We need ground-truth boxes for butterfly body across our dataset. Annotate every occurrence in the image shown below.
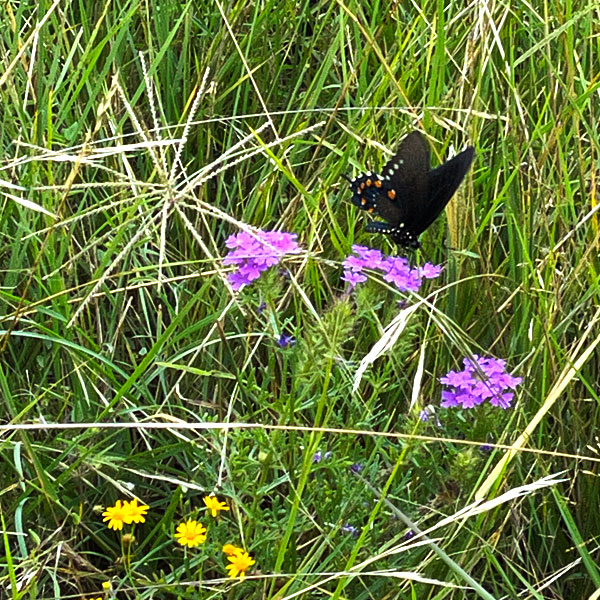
[346,131,475,248]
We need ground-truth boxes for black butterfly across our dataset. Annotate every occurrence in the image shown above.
[345,131,475,248]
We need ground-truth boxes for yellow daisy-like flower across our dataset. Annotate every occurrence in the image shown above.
[124,498,149,524]
[203,495,230,517]
[86,597,103,600]
[225,549,255,579]
[174,520,207,548]
[222,543,242,556]
[102,500,129,530]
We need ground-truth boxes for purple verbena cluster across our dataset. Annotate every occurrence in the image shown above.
[341,245,442,292]
[440,355,522,410]
[224,230,301,290]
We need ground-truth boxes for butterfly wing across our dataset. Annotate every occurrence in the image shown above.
[374,131,431,227]
[415,146,475,235]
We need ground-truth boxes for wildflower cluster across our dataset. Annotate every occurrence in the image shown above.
[224,230,301,290]
[222,232,523,411]
[102,495,254,579]
[172,496,254,578]
[223,544,256,579]
[341,244,442,291]
[440,355,523,409]
[173,495,230,548]
[102,498,149,530]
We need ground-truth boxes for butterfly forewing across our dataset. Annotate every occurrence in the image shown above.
[375,131,430,227]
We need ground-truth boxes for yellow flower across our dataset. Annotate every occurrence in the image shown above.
[124,498,149,524]
[86,597,103,600]
[102,500,129,530]
[203,495,230,517]
[174,520,207,548]
[222,543,242,556]
[225,549,255,579]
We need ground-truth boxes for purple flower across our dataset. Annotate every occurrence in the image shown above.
[419,263,443,279]
[257,301,267,314]
[341,245,441,292]
[352,245,385,268]
[381,256,422,291]
[440,355,522,410]
[350,462,364,473]
[224,230,301,290]
[343,254,368,271]
[341,270,367,288]
[341,523,359,537]
[313,450,331,463]
[277,333,295,348]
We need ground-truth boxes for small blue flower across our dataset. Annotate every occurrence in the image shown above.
[341,523,359,537]
[350,463,364,473]
[277,333,295,348]
[313,450,331,464]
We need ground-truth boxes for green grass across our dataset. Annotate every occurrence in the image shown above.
[1,0,600,598]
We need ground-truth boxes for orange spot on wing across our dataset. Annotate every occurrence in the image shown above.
[387,190,396,200]
[374,180,382,188]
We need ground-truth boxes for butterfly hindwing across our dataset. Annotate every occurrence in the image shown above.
[417,146,475,235]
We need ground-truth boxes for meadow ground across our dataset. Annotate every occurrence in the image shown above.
[1,1,600,599]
